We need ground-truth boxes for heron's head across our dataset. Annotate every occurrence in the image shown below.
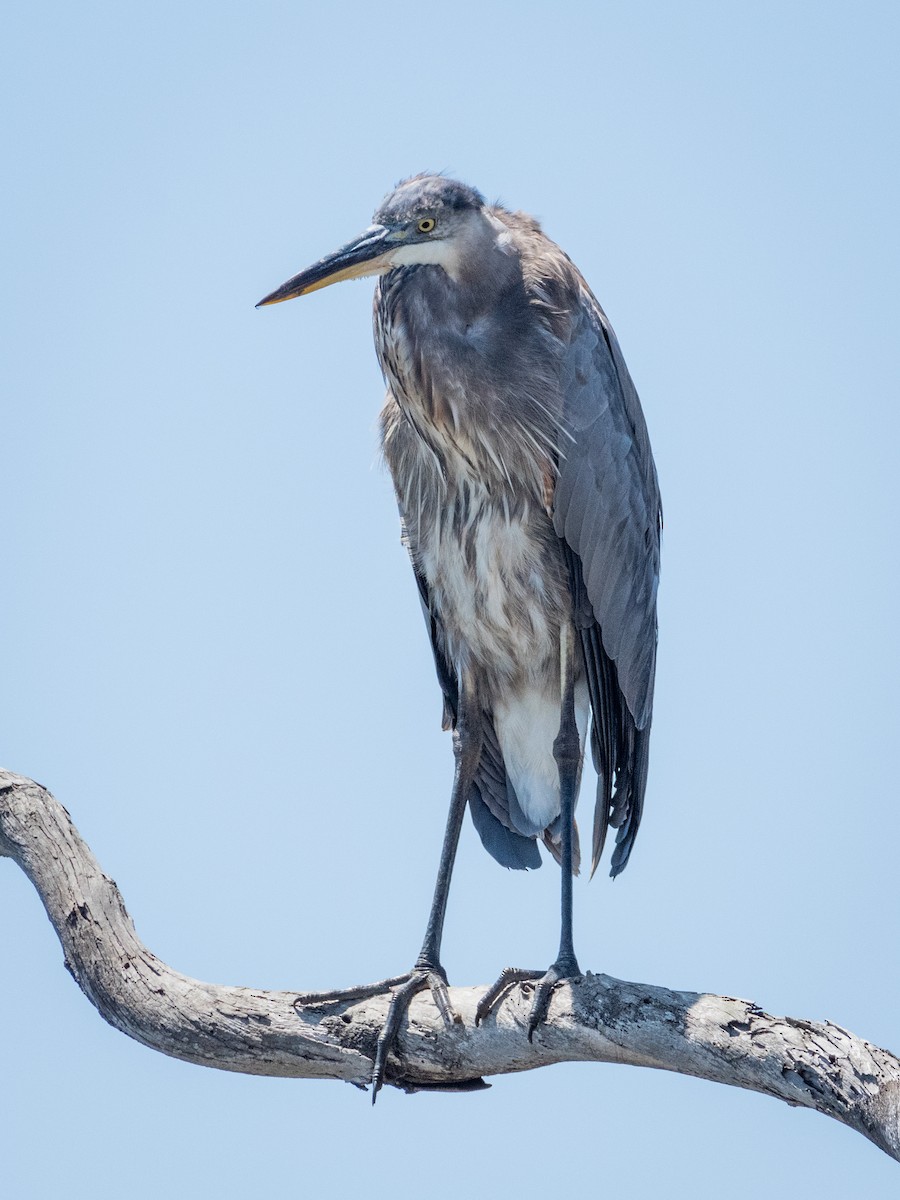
[256,175,491,307]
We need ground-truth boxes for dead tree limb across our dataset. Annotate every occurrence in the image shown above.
[2,767,898,1160]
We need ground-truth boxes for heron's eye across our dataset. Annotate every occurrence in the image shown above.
[417,217,436,233]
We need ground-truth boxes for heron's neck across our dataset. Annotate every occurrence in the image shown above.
[448,213,520,291]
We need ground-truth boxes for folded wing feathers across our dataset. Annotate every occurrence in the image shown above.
[553,291,660,876]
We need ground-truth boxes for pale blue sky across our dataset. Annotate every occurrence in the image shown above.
[3,1,900,1195]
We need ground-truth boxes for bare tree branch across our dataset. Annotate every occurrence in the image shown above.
[2,767,898,1159]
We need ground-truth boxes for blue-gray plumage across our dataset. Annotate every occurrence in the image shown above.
[258,175,660,1097]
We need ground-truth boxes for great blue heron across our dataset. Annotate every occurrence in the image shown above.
[258,175,660,1097]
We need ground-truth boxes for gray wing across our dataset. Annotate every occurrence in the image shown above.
[553,294,661,877]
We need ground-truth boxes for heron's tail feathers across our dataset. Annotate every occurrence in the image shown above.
[606,723,650,877]
[468,784,542,870]
[465,714,541,869]
[466,712,581,874]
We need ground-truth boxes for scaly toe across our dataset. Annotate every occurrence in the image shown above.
[475,967,544,1025]
[526,960,581,1041]
[370,966,460,1102]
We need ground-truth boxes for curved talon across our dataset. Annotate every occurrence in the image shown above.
[290,968,459,1100]
[526,961,581,1041]
[477,962,581,1038]
[370,967,460,1103]
[426,970,461,1026]
[372,974,430,1100]
[475,967,542,1025]
[527,974,561,1040]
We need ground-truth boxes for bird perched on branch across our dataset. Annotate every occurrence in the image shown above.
[258,174,661,1098]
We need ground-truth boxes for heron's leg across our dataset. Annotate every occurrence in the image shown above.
[523,628,582,1036]
[293,690,481,1097]
[415,683,482,968]
[367,680,482,1098]
[475,625,582,1036]
[293,738,473,1018]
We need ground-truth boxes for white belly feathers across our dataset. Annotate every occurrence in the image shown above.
[415,477,588,831]
[417,484,554,682]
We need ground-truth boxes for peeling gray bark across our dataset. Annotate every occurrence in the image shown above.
[2,767,898,1160]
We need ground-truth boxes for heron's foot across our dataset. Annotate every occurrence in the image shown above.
[475,955,581,1041]
[295,965,462,1101]
[368,963,462,1101]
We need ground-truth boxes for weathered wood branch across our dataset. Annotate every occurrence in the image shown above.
[2,768,898,1159]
